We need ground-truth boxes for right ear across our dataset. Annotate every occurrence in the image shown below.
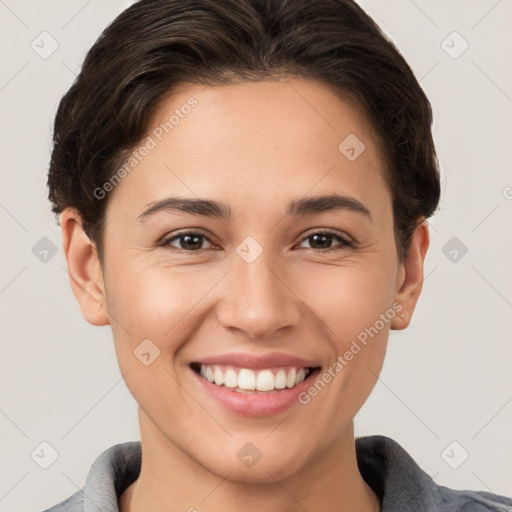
[60,208,110,326]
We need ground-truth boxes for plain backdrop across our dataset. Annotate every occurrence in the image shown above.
[1,1,511,511]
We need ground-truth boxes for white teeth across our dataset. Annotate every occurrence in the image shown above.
[213,366,224,386]
[197,364,312,392]
[286,367,297,388]
[256,370,274,392]
[238,369,256,390]
[274,370,287,389]
[224,368,238,388]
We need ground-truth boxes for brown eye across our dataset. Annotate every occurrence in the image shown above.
[162,232,213,251]
[297,231,352,251]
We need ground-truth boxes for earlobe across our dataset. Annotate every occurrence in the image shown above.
[60,208,110,326]
[391,218,430,330]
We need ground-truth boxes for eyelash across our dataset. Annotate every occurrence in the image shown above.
[159,229,354,253]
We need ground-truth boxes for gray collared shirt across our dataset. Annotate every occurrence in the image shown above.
[41,435,512,511]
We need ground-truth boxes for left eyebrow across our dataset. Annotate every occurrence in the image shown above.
[287,193,372,221]
[136,193,372,222]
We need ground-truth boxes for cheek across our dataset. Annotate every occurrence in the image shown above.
[300,258,397,339]
[106,262,224,360]
[104,265,200,413]
[297,268,392,425]
[296,259,395,401]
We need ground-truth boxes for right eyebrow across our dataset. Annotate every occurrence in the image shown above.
[137,197,231,222]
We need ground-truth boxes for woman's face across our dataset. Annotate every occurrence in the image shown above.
[67,78,425,482]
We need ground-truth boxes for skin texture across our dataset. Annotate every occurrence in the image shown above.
[60,78,429,512]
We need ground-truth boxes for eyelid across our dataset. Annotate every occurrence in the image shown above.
[159,229,217,249]
[299,227,353,244]
[159,227,354,252]
[296,228,354,251]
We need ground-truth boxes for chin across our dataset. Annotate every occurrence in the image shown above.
[192,438,311,484]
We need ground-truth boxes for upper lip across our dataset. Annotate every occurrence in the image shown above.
[191,352,321,369]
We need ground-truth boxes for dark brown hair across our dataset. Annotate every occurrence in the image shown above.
[47,0,440,262]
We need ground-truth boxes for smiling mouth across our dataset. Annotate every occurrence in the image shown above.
[190,362,321,393]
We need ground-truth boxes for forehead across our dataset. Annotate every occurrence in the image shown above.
[108,78,390,218]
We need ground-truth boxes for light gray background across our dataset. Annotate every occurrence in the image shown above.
[1,1,511,511]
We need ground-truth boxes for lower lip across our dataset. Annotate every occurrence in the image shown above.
[191,367,320,417]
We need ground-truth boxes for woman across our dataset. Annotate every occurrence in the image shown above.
[43,0,512,510]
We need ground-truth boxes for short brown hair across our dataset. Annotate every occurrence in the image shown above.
[47,0,440,262]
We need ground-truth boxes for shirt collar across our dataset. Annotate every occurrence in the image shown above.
[65,435,441,511]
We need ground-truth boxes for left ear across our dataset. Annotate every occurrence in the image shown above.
[391,217,430,330]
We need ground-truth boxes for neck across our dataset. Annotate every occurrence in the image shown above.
[120,409,380,512]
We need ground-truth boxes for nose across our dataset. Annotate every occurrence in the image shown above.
[216,251,302,340]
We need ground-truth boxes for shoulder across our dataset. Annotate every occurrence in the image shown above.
[355,435,512,511]
[39,441,141,512]
[41,491,83,512]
